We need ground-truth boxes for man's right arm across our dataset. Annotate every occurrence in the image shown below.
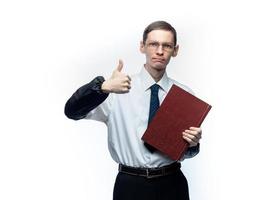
[64,59,131,120]
[64,76,109,120]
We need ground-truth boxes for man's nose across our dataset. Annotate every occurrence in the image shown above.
[156,45,164,55]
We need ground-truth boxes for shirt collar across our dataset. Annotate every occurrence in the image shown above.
[139,65,171,93]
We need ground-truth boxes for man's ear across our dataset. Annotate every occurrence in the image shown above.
[140,41,145,53]
[172,44,179,57]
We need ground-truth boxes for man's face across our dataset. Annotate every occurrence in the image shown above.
[140,29,179,72]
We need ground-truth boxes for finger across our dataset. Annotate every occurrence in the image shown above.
[184,129,201,138]
[123,82,131,89]
[183,132,199,141]
[189,127,202,132]
[183,135,197,147]
[117,59,124,72]
[185,129,202,138]
[126,75,132,81]
[121,87,130,93]
[183,133,199,145]
[122,81,131,87]
[127,84,131,89]
[123,77,131,84]
[120,77,131,85]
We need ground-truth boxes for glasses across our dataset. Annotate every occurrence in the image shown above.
[146,41,175,52]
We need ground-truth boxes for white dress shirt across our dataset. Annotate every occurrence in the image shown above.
[85,66,197,168]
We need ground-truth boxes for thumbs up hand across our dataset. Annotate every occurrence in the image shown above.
[101,59,131,93]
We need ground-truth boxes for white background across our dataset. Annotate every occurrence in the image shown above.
[1,0,270,199]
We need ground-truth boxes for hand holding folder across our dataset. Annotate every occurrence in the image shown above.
[141,84,212,160]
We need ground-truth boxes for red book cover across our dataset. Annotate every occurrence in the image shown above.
[141,84,212,161]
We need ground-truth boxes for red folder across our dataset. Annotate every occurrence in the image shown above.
[141,84,212,160]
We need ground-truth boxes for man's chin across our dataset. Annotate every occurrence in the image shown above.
[153,63,167,71]
[145,62,167,72]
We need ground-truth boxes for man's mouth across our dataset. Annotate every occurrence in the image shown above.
[152,58,165,63]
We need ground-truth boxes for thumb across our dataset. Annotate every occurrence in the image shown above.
[116,59,124,72]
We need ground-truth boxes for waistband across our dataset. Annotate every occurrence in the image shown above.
[118,162,181,179]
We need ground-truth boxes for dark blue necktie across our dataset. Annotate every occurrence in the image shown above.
[144,84,160,153]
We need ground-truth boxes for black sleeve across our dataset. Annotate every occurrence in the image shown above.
[64,76,109,120]
[183,143,200,159]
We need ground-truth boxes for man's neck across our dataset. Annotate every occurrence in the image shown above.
[144,64,166,82]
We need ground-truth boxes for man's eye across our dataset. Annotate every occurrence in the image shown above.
[149,42,159,47]
[163,44,173,49]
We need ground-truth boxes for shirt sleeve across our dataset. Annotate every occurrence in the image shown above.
[181,143,200,160]
[64,76,109,121]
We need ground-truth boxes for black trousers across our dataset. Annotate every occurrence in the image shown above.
[113,170,189,200]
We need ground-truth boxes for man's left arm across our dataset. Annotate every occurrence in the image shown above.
[182,127,202,159]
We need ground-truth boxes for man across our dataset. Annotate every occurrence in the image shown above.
[65,21,202,200]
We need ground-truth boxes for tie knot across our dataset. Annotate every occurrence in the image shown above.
[150,84,160,94]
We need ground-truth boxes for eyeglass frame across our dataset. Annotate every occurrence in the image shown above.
[145,40,176,52]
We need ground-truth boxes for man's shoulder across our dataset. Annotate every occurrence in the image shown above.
[168,77,195,95]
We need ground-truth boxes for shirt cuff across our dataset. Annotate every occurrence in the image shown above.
[91,76,107,94]
[182,143,200,160]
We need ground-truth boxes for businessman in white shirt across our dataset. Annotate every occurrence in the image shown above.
[65,21,202,200]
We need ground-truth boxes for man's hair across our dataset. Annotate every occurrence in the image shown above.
[143,21,177,46]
